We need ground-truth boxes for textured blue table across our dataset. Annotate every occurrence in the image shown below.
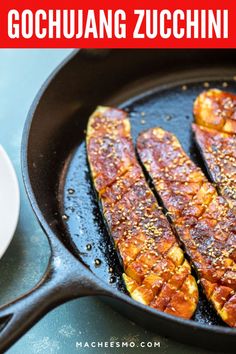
[0,50,220,354]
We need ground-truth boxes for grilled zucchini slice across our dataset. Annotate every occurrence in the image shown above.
[137,127,236,327]
[193,89,236,134]
[87,107,198,319]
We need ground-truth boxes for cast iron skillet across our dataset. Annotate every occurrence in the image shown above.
[0,49,236,353]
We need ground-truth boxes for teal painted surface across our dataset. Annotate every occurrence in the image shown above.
[0,50,218,354]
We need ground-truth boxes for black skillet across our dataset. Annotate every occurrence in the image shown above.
[0,49,236,353]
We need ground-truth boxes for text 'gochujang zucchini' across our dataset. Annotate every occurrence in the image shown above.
[86,106,198,319]
[137,127,236,327]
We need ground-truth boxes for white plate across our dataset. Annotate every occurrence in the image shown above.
[0,145,20,258]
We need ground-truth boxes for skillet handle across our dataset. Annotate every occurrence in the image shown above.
[0,244,113,353]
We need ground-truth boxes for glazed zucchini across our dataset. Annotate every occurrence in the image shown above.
[193,89,236,134]
[87,107,198,319]
[193,124,236,208]
[193,89,236,208]
[137,127,236,327]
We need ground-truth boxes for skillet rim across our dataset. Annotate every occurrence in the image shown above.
[21,48,236,336]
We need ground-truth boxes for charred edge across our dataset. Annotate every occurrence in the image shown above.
[134,146,168,216]
[85,145,128,294]
[192,131,222,197]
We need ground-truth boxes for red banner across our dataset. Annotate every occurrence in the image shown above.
[0,0,235,48]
